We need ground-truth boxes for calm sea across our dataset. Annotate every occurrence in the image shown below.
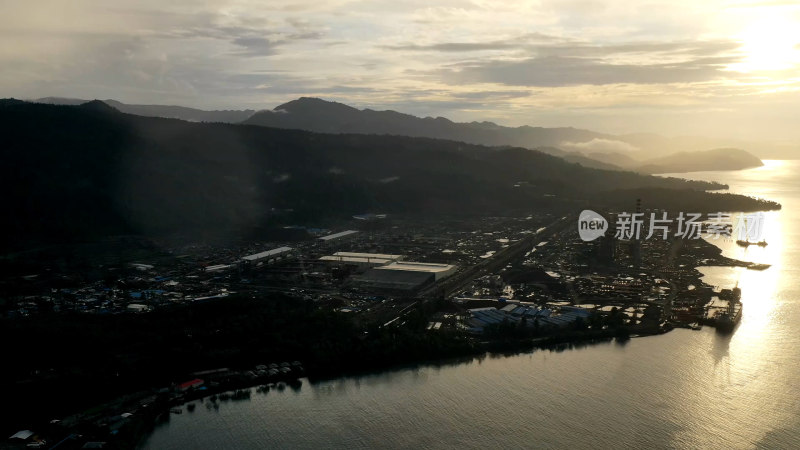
[142,160,800,449]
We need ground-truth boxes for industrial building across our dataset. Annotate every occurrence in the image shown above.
[205,264,232,272]
[466,304,592,333]
[374,261,457,281]
[351,269,437,292]
[318,230,359,244]
[241,247,293,264]
[319,252,404,270]
[352,261,457,292]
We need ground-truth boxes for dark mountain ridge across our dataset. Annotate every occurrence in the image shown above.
[34,97,256,123]
[0,100,778,250]
[247,97,612,150]
[244,98,767,171]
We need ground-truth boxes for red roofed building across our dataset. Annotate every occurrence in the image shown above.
[177,378,204,391]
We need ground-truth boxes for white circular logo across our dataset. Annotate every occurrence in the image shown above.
[578,210,608,241]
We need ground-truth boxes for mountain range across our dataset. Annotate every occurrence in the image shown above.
[0,99,778,250]
[35,97,256,123]
[36,97,767,172]
[244,98,767,173]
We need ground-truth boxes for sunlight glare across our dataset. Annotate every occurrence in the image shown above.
[730,13,800,72]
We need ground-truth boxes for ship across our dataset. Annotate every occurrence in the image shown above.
[701,286,742,333]
[715,301,742,333]
[736,239,768,247]
[715,286,742,333]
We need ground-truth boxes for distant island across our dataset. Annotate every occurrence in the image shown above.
[632,148,764,174]
[587,147,764,174]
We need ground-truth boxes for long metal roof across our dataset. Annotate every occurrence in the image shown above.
[318,230,359,241]
[376,261,455,273]
[333,251,403,260]
[242,246,293,261]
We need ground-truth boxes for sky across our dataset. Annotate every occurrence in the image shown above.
[2,0,800,145]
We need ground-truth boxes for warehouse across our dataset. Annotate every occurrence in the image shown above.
[318,230,359,244]
[241,246,293,264]
[351,269,436,292]
[333,252,403,261]
[319,252,404,270]
[465,305,590,333]
[374,261,457,281]
[352,260,457,292]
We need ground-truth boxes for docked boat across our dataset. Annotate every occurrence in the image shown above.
[703,285,742,333]
[715,302,742,333]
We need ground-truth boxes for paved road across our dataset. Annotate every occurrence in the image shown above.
[419,215,573,300]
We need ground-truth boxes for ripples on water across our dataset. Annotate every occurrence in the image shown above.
[142,161,800,449]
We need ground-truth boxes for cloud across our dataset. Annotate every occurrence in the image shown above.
[561,138,640,153]
[417,39,746,87]
[2,0,800,143]
[384,33,565,52]
[439,54,740,87]
[529,40,744,59]
[231,37,280,56]
[386,41,519,52]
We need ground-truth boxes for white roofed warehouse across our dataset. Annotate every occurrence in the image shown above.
[241,247,293,265]
[318,252,404,271]
[375,261,457,281]
[352,261,457,292]
[318,230,359,245]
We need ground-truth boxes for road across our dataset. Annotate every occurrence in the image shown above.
[420,215,573,300]
[381,215,574,328]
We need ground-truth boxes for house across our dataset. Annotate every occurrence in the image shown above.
[176,378,204,391]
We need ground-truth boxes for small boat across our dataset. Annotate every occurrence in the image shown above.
[737,239,768,247]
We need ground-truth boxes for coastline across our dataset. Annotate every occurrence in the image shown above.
[3,211,769,448]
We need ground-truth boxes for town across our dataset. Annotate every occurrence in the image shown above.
[2,208,762,448]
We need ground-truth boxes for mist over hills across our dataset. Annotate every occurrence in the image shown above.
[244,98,766,170]
[244,97,621,167]
[0,100,778,250]
[36,97,769,172]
